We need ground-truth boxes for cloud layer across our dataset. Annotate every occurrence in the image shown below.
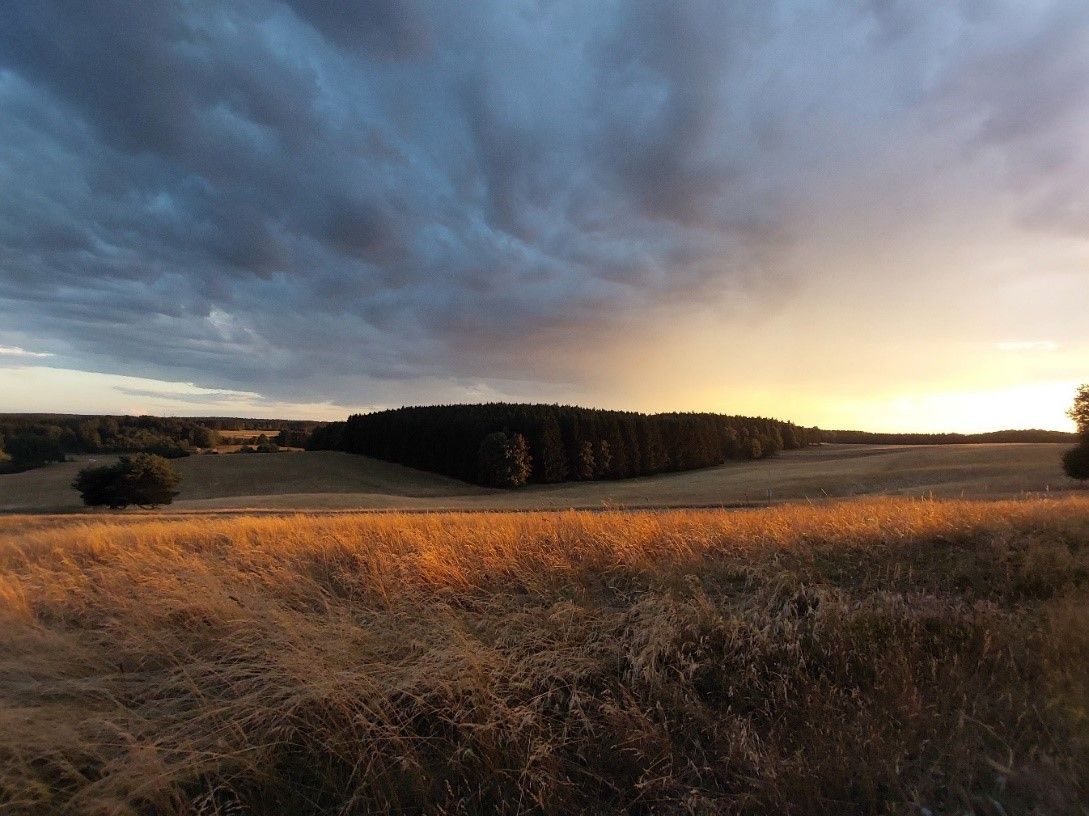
[1,1,1087,408]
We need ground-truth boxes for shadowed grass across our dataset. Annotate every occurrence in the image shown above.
[1,498,1088,814]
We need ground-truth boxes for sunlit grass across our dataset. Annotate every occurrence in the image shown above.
[2,498,1088,814]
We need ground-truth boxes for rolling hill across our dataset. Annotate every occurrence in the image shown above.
[0,443,1076,513]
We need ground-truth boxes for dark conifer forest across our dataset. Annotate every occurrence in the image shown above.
[307,403,816,487]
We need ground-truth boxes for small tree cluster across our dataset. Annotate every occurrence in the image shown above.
[72,454,181,509]
[278,428,311,448]
[477,432,532,488]
[237,435,280,454]
[1063,385,1089,484]
[5,433,66,470]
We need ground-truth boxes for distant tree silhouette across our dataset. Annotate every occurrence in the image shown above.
[533,417,568,483]
[576,441,596,481]
[72,454,181,509]
[821,429,1076,445]
[749,438,763,460]
[783,425,800,450]
[595,439,613,479]
[477,432,532,488]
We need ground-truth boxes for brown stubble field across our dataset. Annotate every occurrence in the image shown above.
[0,443,1075,513]
[1,497,1088,814]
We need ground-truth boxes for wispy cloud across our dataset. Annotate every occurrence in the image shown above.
[0,346,53,358]
[113,385,265,403]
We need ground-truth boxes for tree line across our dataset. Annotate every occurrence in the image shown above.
[0,414,219,471]
[307,403,817,487]
[0,414,328,472]
[820,428,1077,445]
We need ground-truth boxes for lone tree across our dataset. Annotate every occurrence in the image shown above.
[1062,384,1089,485]
[72,453,181,509]
[1068,384,1089,436]
[477,431,532,488]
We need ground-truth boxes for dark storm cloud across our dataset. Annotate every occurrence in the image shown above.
[1,0,1087,404]
[290,0,433,57]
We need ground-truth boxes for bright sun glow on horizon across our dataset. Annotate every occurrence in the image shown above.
[0,364,1078,434]
[787,381,1080,435]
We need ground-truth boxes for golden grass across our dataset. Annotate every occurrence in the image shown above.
[2,498,1088,814]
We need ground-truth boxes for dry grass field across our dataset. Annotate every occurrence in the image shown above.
[1,498,1088,814]
[0,443,1076,513]
[211,430,270,442]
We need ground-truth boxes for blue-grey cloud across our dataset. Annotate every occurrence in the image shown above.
[0,0,1087,406]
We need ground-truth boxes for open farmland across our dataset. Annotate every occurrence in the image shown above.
[1,498,1087,814]
[0,442,1077,513]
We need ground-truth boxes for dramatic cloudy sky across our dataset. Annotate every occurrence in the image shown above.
[0,0,1086,430]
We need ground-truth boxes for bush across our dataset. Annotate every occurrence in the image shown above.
[477,431,532,487]
[149,444,191,459]
[72,454,181,509]
[1062,443,1089,482]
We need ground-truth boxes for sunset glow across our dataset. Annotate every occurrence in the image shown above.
[1,2,1086,430]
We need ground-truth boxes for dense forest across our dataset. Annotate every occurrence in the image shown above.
[307,403,816,487]
[820,429,1077,445]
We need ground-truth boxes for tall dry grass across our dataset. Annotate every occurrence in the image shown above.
[1,498,1088,815]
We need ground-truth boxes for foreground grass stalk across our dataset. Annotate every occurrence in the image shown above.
[1,498,1088,814]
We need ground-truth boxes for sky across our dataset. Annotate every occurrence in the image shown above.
[0,0,1085,432]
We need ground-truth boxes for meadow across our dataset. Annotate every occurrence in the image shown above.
[1,497,1088,814]
[0,443,1074,513]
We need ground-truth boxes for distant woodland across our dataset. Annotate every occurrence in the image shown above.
[820,429,1077,445]
[0,414,323,471]
[307,404,816,487]
[0,409,1074,481]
